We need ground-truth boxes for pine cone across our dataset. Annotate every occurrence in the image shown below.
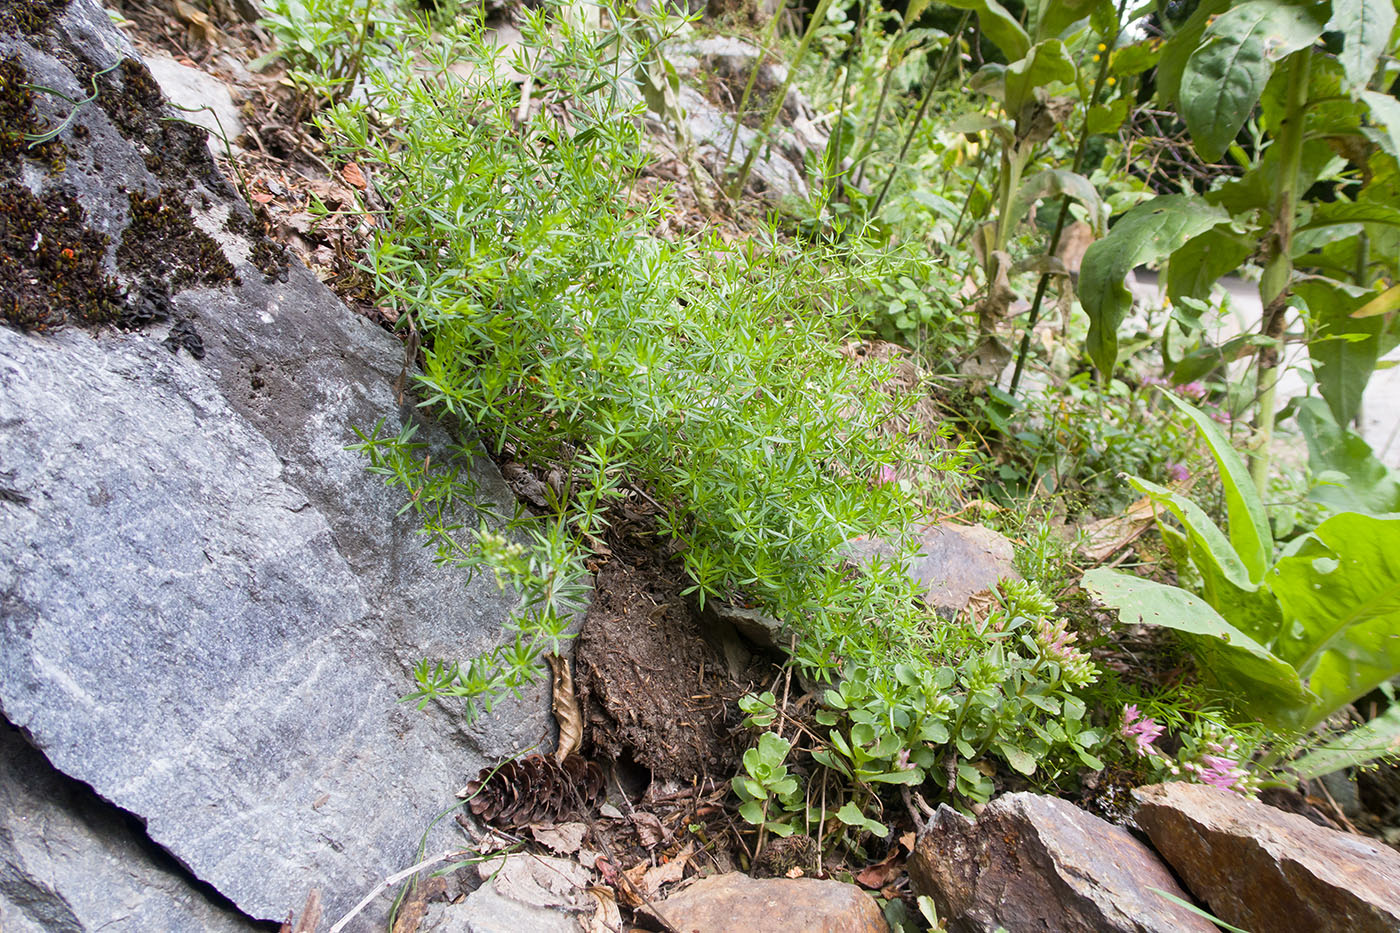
[465,754,606,828]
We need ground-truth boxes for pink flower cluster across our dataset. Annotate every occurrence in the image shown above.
[1120,705,1164,757]
[1035,618,1097,685]
[1142,376,1206,400]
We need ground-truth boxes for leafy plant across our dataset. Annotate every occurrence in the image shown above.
[1080,0,1400,489]
[1085,394,1400,775]
[733,731,805,839]
[255,0,409,107]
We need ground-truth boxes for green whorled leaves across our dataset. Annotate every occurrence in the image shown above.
[1296,278,1383,427]
[1326,0,1397,90]
[1179,0,1329,162]
[1270,513,1400,730]
[1080,195,1228,377]
[943,0,1030,61]
[1082,569,1313,728]
[1297,397,1400,515]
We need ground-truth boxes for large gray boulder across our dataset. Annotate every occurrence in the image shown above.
[0,722,260,933]
[0,2,562,927]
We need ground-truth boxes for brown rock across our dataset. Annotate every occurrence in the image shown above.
[908,793,1217,933]
[1134,781,1400,933]
[846,523,1017,614]
[647,873,889,933]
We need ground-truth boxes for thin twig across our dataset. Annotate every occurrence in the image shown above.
[327,851,467,933]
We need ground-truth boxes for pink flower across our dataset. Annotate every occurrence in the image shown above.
[1177,381,1206,400]
[1121,705,1164,757]
[895,748,915,771]
[1165,461,1189,483]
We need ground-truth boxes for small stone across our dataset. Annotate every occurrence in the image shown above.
[845,523,1018,614]
[1134,781,1400,933]
[907,793,1217,933]
[646,873,889,933]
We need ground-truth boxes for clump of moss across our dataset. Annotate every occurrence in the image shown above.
[93,58,213,184]
[0,0,71,36]
[117,189,238,291]
[0,54,67,177]
[224,205,291,282]
[0,182,121,331]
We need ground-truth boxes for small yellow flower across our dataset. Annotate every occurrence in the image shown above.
[1092,54,1101,62]
[1106,76,1117,86]
[1097,42,1107,52]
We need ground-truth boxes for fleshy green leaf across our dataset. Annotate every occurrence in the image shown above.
[1080,195,1229,376]
[1326,0,1397,90]
[1030,0,1098,40]
[1083,569,1313,727]
[943,0,1031,61]
[1180,0,1329,162]
[1166,228,1253,306]
[1160,392,1274,581]
[1270,513,1400,729]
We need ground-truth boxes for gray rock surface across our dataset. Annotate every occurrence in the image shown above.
[846,522,1019,614]
[1,2,563,927]
[0,722,261,933]
[1135,781,1400,933]
[419,854,590,933]
[145,53,245,156]
[908,793,1217,933]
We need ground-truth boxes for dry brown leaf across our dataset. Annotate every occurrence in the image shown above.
[1079,494,1167,562]
[546,654,583,762]
[630,811,666,849]
[853,851,903,890]
[341,161,367,190]
[172,0,217,43]
[529,821,587,856]
[638,844,692,897]
[582,886,622,933]
[390,875,447,933]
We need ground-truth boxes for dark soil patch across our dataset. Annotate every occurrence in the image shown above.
[0,182,121,330]
[577,552,757,784]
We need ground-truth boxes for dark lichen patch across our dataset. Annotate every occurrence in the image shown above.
[117,189,237,291]
[0,0,71,36]
[224,203,291,282]
[0,182,121,331]
[0,54,68,177]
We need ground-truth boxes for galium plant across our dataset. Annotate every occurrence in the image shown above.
[318,3,982,717]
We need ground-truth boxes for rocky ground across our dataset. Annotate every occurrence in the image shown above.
[3,2,1400,932]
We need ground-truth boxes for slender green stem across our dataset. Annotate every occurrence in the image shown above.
[730,0,838,199]
[1250,47,1312,493]
[850,20,908,188]
[1008,0,1125,395]
[869,10,969,218]
[723,0,788,171]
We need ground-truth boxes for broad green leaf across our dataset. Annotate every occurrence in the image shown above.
[1297,397,1400,515]
[1083,569,1313,727]
[1180,0,1329,162]
[1362,90,1400,160]
[1299,200,1400,230]
[1156,0,1231,107]
[1160,392,1274,581]
[1326,0,1397,90]
[1297,278,1382,426]
[1352,282,1400,318]
[1291,702,1400,779]
[1166,227,1253,306]
[1009,169,1105,235]
[1111,39,1162,78]
[1271,513,1400,729]
[1004,40,1077,116]
[944,0,1031,61]
[1087,98,1131,135]
[1030,0,1098,40]
[997,742,1037,775]
[1080,195,1229,376]
[1126,474,1283,643]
